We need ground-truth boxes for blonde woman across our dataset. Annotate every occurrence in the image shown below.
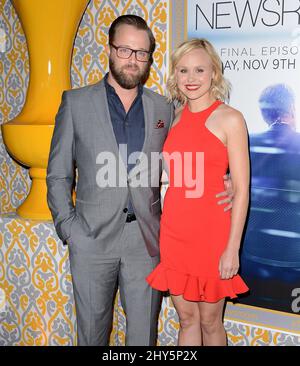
[147,39,249,346]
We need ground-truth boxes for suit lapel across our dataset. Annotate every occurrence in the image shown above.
[89,79,120,158]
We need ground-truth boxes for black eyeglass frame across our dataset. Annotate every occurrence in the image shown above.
[109,43,151,62]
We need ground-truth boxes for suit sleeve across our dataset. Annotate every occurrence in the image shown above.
[46,91,76,243]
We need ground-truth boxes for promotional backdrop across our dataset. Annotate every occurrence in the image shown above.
[187,0,300,313]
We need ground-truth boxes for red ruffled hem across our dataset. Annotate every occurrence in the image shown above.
[146,263,249,302]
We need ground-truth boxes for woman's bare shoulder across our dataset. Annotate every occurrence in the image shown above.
[217,103,245,128]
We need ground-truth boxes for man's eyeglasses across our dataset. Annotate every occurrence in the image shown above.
[110,43,151,62]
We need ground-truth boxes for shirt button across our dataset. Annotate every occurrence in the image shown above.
[123,208,128,213]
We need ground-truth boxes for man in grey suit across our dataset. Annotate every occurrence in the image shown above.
[47,15,231,346]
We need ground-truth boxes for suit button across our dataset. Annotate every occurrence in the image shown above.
[123,208,128,213]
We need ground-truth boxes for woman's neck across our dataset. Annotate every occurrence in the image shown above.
[187,95,217,113]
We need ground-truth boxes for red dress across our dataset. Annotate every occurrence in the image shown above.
[146,100,249,302]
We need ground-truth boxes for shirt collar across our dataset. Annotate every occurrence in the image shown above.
[104,72,143,98]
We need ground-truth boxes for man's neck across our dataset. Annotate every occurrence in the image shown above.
[107,72,139,113]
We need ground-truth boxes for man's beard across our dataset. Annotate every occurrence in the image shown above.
[109,58,150,89]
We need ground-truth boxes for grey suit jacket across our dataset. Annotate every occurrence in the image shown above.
[46,79,174,257]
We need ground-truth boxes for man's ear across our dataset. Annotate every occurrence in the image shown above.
[105,45,111,57]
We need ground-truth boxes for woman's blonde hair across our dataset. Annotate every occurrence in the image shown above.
[167,38,230,104]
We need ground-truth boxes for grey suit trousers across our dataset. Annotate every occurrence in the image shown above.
[68,219,161,346]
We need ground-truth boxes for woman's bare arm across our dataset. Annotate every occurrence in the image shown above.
[219,108,250,279]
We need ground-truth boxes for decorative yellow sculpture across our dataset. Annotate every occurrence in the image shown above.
[1,0,89,219]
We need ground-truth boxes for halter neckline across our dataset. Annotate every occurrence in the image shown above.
[186,100,222,114]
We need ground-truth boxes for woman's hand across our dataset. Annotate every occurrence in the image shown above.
[219,247,240,280]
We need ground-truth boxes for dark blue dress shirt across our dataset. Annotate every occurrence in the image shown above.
[104,73,145,214]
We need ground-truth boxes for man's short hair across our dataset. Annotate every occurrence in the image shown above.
[108,15,156,63]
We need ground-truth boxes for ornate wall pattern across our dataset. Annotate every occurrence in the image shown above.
[0,0,29,125]
[0,214,77,345]
[224,321,300,346]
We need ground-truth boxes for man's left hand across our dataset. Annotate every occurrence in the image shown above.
[216,174,233,212]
